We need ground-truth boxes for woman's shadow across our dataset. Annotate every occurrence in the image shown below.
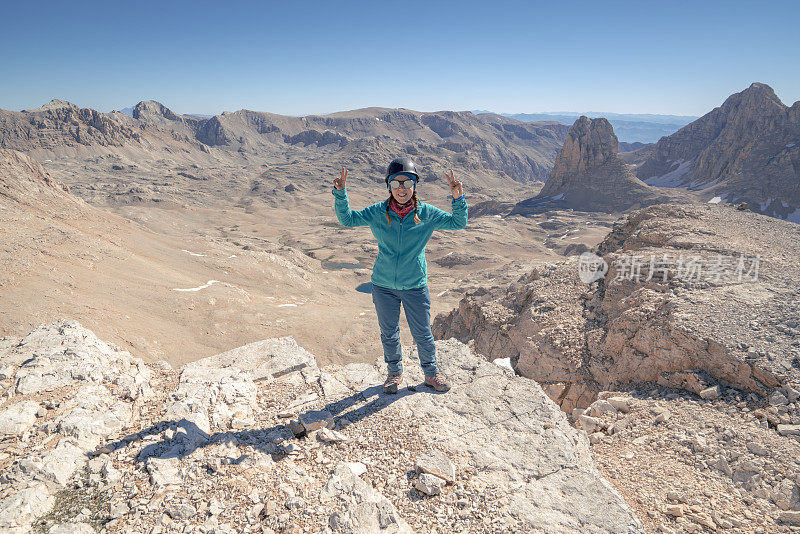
[95,381,426,465]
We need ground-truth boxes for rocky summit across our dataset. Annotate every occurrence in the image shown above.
[511,116,683,214]
[0,320,642,533]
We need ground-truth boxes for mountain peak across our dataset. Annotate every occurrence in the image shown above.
[551,115,618,176]
[132,100,181,122]
[723,81,785,111]
[26,99,79,113]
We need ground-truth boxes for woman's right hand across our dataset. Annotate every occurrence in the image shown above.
[334,167,348,190]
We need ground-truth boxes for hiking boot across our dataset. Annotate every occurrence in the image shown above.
[383,373,402,394]
[424,373,451,392]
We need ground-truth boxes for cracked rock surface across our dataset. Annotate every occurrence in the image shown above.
[0,319,641,533]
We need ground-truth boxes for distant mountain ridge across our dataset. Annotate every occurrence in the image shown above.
[472,110,698,143]
[0,100,570,186]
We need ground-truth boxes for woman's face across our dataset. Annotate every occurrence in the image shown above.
[388,175,415,204]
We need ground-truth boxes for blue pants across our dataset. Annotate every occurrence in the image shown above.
[371,284,438,377]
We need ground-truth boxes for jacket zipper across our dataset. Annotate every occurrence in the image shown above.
[395,214,404,288]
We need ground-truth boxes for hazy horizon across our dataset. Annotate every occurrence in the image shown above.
[3,99,702,122]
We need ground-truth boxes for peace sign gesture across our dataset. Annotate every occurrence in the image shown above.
[445,170,463,198]
[334,167,348,190]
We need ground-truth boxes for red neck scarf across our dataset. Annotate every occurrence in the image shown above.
[389,196,415,218]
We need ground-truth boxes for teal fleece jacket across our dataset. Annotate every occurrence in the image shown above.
[332,188,468,290]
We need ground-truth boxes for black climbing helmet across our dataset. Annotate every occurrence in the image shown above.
[385,157,419,185]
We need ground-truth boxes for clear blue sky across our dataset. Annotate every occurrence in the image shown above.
[1,0,798,117]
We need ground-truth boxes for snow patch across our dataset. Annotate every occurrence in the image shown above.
[708,196,723,204]
[228,254,237,258]
[551,193,565,200]
[759,199,775,212]
[493,358,514,371]
[645,159,692,187]
[277,304,298,308]
[181,249,206,257]
[787,143,796,148]
[173,280,219,292]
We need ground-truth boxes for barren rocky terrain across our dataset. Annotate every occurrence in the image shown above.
[435,202,800,532]
[1,87,799,533]
[0,320,642,533]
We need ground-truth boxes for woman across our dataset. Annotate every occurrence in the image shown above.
[332,157,467,394]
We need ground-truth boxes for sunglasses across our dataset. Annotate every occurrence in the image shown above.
[388,177,416,189]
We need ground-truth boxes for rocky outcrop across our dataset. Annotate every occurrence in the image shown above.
[0,320,642,533]
[512,117,682,214]
[0,100,141,151]
[0,321,151,532]
[0,149,79,209]
[434,202,800,413]
[633,82,800,222]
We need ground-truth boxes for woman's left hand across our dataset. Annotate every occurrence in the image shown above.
[445,170,463,198]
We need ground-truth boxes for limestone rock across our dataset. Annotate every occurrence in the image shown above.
[414,449,456,483]
[181,336,319,383]
[587,399,617,418]
[321,462,413,533]
[166,503,197,520]
[0,483,55,531]
[699,385,722,400]
[607,397,632,413]
[8,320,151,399]
[414,473,446,496]
[778,425,800,437]
[0,320,644,533]
[48,523,96,534]
[0,400,40,435]
[146,457,183,487]
[317,427,348,443]
[299,410,334,433]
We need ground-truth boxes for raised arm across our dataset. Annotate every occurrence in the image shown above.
[430,170,468,230]
[332,167,374,227]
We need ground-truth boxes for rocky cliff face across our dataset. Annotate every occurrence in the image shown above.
[633,83,800,222]
[0,100,141,151]
[512,117,682,214]
[435,202,800,411]
[0,320,642,533]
